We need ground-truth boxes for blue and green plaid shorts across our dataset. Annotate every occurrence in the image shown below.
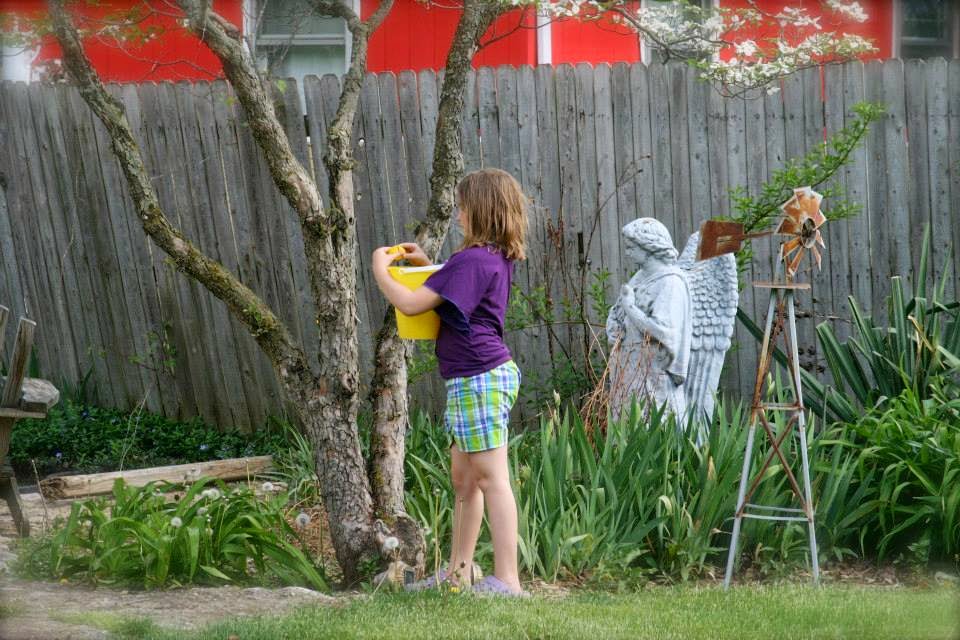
[444,360,521,453]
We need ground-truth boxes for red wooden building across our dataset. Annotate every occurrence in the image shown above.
[0,1,954,85]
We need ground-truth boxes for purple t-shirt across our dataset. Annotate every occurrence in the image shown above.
[423,245,514,379]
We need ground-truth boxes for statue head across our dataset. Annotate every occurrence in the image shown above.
[622,218,678,269]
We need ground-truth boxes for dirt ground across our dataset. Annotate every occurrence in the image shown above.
[0,491,345,640]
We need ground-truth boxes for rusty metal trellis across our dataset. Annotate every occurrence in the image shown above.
[703,187,825,589]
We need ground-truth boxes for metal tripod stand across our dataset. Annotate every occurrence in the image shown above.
[723,280,820,588]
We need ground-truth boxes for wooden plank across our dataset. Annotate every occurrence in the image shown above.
[923,58,952,300]
[95,84,169,410]
[303,75,331,209]
[216,80,281,425]
[51,85,122,408]
[610,62,636,292]
[841,62,873,317]
[705,75,735,419]
[134,83,200,420]
[40,455,275,500]
[494,65,529,375]
[575,62,603,329]
[360,73,394,245]
[4,84,75,385]
[1,318,35,408]
[114,84,179,417]
[380,72,415,241]
[26,86,98,397]
[477,66,501,169]
[725,92,752,397]
[398,70,429,218]
[647,61,676,240]
[667,62,692,241]
[949,60,960,305]
[338,75,381,382]
[554,64,582,348]
[0,86,21,351]
[741,88,767,391]
[63,87,145,407]
[0,307,7,363]
[593,63,620,286]
[417,69,440,181]
[534,64,563,385]
[822,64,850,345]
[150,82,221,422]
[685,66,712,231]
[172,84,243,427]
[864,61,891,321]
[278,79,321,376]
[515,64,545,418]
[191,82,258,429]
[0,184,23,355]
[905,60,932,282]
[882,61,912,296]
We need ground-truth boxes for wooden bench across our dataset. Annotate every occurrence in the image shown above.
[0,305,59,536]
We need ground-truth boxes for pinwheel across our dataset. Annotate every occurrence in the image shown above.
[775,186,826,278]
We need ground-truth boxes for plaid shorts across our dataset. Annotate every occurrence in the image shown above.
[444,360,521,453]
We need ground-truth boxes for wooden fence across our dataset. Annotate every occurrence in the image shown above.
[1,59,958,431]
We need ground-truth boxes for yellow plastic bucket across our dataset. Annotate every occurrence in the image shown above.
[388,264,443,339]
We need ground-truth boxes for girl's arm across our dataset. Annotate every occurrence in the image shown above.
[372,247,443,316]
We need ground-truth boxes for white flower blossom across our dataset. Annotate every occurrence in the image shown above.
[201,488,221,500]
[261,481,275,493]
[382,536,400,553]
[295,512,311,529]
[171,516,183,528]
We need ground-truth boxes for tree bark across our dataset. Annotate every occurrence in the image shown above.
[368,0,506,522]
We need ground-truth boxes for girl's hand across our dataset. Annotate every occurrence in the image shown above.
[397,242,431,266]
[372,246,404,273]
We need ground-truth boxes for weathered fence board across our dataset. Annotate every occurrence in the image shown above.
[2,60,958,431]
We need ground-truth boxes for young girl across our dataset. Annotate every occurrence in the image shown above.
[371,168,527,596]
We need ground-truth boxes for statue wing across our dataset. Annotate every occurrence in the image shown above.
[678,231,739,427]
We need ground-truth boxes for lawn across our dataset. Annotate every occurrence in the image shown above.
[89,585,959,640]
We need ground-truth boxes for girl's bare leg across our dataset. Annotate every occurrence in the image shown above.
[470,445,521,592]
[448,444,484,585]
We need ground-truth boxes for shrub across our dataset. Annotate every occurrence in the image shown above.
[825,378,960,563]
[10,400,287,478]
[15,477,327,591]
[404,401,901,585]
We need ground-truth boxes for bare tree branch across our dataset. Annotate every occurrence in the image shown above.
[47,0,306,375]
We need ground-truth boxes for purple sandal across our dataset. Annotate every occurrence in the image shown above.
[404,568,448,592]
[470,575,529,597]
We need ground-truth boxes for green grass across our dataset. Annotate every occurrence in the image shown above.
[118,585,958,640]
[54,611,162,637]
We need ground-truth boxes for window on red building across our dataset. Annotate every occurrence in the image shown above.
[252,0,349,86]
[640,0,712,63]
[898,0,960,59]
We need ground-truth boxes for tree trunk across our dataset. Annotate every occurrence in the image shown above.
[367,1,506,520]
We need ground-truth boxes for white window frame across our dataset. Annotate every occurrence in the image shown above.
[244,0,353,77]
[639,0,719,64]
[893,0,960,59]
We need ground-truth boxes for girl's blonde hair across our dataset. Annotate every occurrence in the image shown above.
[456,168,528,261]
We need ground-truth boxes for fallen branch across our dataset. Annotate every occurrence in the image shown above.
[40,455,273,500]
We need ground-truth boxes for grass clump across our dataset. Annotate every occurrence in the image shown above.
[14,477,327,591]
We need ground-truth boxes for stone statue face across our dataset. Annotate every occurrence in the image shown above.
[624,240,649,269]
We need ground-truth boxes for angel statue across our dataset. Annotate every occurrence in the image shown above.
[606,218,738,440]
